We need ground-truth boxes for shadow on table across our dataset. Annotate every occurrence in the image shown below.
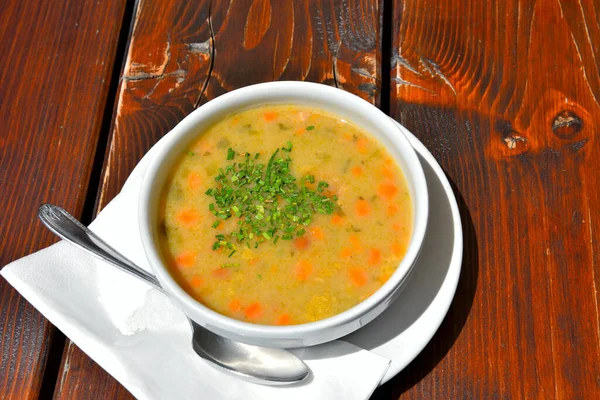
[371,180,479,398]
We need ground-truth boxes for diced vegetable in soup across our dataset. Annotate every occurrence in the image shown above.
[159,105,412,325]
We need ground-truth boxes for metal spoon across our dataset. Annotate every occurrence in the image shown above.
[37,204,309,386]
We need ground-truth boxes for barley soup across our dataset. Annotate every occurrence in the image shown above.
[159,104,412,325]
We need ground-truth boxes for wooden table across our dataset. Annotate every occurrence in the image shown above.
[2,0,599,398]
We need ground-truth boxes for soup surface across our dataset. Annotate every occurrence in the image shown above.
[159,104,412,325]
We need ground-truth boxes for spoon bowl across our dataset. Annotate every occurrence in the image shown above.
[37,204,309,386]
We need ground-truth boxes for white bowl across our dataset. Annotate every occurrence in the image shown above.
[138,81,428,348]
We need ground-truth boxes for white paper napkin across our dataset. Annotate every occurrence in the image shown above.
[1,139,390,399]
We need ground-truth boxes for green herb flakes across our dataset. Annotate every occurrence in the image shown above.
[206,144,338,250]
[227,148,236,160]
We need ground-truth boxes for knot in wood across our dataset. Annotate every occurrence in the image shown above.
[496,121,529,156]
[502,134,529,154]
[552,110,583,138]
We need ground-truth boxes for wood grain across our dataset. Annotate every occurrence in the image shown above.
[0,0,128,398]
[204,0,382,102]
[383,0,600,398]
[54,0,384,398]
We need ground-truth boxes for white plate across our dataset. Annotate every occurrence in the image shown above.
[343,120,463,384]
[120,117,462,385]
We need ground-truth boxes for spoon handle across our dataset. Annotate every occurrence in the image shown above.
[37,204,310,385]
[37,204,163,291]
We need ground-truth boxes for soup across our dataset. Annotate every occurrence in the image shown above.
[159,105,412,325]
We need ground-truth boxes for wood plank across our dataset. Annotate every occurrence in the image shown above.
[54,0,384,397]
[383,0,600,398]
[0,0,128,398]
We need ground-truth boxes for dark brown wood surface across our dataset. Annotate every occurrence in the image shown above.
[2,0,600,398]
[384,0,600,398]
[0,0,128,398]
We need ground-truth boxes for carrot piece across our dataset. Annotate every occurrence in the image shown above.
[392,222,403,232]
[378,183,399,200]
[263,111,277,121]
[249,258,259,266]
[295,260,313,281]
[356,137,369,154]
[310,226,324,240]
[349,234,361,250]
[368,248,382,266]
[229,299,242,312]
[187,172,201,190]
[304,180,316,190]
[212,268,231,279]
[276,314,291,325]
[294,236,311,250]
[349,267,368,287]
[341,248,353,259]
[197,141,213,153]
[322,188,337,198]
[175,250,196,268]
[387,204,399,216]
[176,209,199,226]
[392,242,405,257]
[381,166,394,179]
[190,276,203,288]
[295,127,304,136]
[351,166,363,176]
[331,214,344,225]
[343,133,353,141]
[244,302,263,320]
[355,199,371,216]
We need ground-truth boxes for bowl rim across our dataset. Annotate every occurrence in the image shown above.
[138,81,429,343]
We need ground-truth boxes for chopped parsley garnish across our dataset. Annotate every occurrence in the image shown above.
[205,143,338,250]
[226,148,236,160]
[306,125,315,131]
